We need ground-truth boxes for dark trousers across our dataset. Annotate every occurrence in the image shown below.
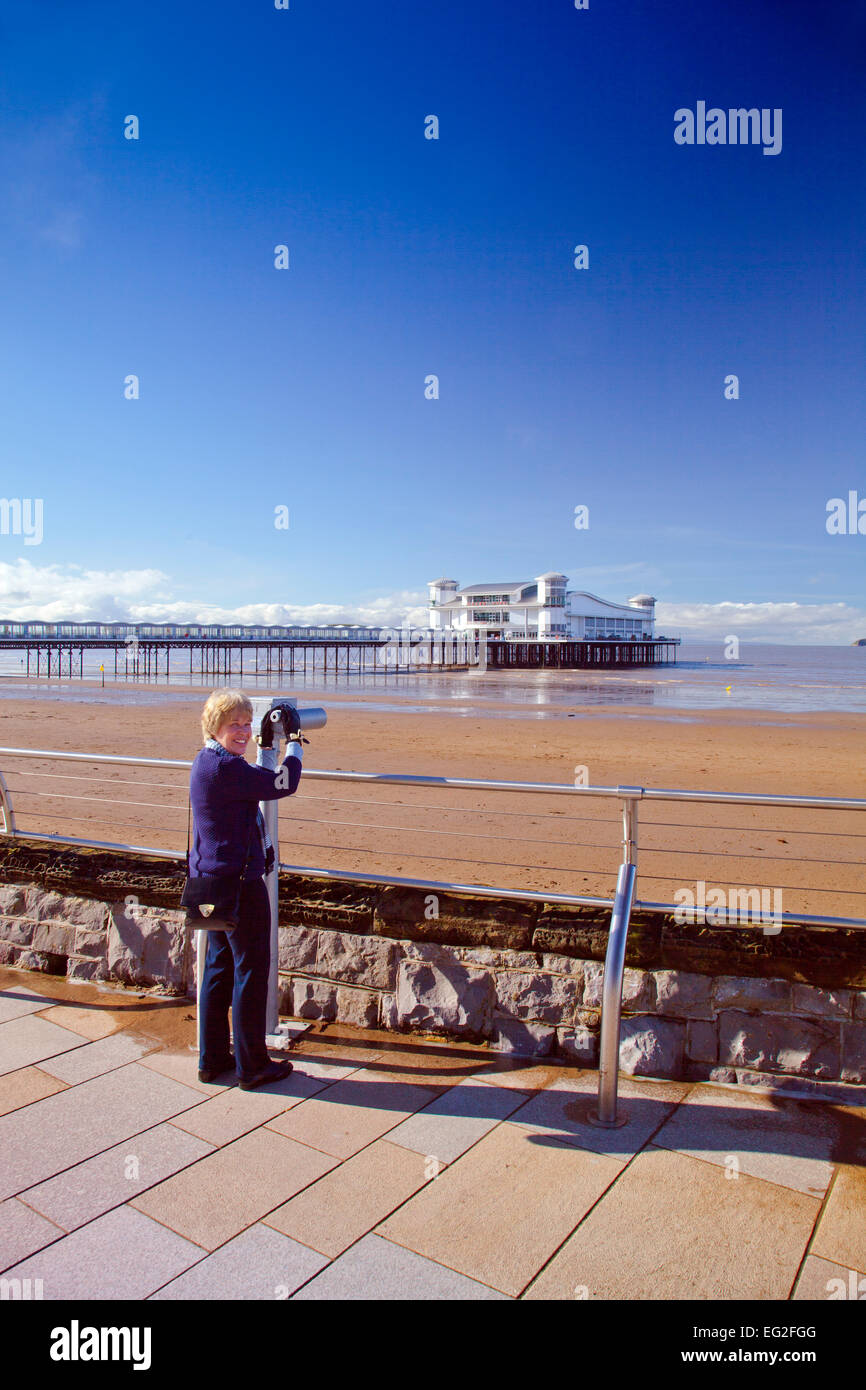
[198,876,272,1081]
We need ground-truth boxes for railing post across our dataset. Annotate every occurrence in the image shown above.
[196,931,206,1062]
[250,698,283,1042]
[589,791,641,1128]
[258,744,281,1037]
[0,768,17,833]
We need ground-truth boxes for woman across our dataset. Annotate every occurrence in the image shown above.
[189,689,303,1089]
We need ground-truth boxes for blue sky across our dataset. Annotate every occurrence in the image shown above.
[0,0,864,642]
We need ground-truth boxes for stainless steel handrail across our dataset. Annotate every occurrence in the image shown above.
[0,751,862,810]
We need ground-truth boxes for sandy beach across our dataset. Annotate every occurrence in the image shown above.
[0,684,863,921]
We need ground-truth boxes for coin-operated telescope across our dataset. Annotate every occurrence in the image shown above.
[255,699,327,745]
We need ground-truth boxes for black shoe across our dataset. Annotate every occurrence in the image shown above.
[238,1059,294,1091]
[198,1054,236,1083]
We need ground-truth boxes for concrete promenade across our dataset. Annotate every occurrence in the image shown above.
[1,966,864,1303]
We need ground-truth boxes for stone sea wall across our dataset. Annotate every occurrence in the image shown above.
[0,836,864,1096]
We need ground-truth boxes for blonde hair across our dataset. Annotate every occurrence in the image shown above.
[201,689,253,743]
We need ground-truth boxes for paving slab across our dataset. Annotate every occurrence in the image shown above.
[136,1048,237,1093]
[150,1222,329,1299]
[265,1067,445,1159]
[791,1253,866,1301]
[35,1004,120,1039]
[473,1061,586,1092]
[19,1123,215,1233]
[291,1232,510,1300]
[1,1204,206,1299]
[130,1127,340,1250]
[168,1069,330,1147]
[0,1066,67,1117]
[354,1042,497,1087]
[809,1166,866,1271]
[378,1122,624,1296]
[0,1062,206,1201]
[505,1073,688,1160]
[0,1197,66,1268]
[3,967,861,1304]
[0,987,60,1024]
[0,1014,87,1077]
[291,1036,386,1069]
[384,1076,533,1164]
[522,1144,820,1301]
[283,1051,377,1083]
[652,1083,847,1197]
[37,1031,159,1083]
[264,1138,435,1257]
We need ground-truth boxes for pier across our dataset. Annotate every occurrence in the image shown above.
[482,638,679,668]
[0,634,679,680]
[0,637,387,681]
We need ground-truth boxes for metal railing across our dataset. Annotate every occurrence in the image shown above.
[0,746,864,1125]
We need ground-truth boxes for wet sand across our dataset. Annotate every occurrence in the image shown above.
[0,686,863,920]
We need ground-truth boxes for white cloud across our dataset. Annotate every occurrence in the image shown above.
[0,562,862,644]
[657,600,866,645]
[124,590,433,629]
[0,561,428,629]
[0,561,172,619]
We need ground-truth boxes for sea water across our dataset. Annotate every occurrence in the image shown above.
[0,641,862,716]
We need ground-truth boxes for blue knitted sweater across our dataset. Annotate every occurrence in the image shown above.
[188,742,302,880]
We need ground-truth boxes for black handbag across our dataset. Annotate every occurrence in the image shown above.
[181,806,257,932]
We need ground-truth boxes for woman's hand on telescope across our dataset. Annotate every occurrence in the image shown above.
[275,702,301,737]
[256,711,277,748]
[256,705,307,748]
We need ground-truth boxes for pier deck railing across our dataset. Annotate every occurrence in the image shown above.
[0,747,863,1126]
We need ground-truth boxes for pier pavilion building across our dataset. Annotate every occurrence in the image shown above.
[427,574,656,642]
